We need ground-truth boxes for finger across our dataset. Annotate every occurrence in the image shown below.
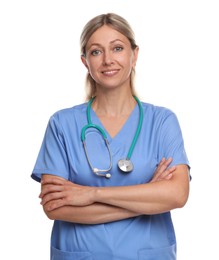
[167,165,176,174]
[157,166,176,181]
[41,191,65,205]
[152,158,165,179]
[158,157,173,172]
[39,184,64,198]
[155,157,171,173]
[155,157,166,172]
[164,157,173,167]
[44,199,65,212]
[165,173,173,180]
[151,162,175,183]
[152,158,170,180]
[159,165,176,179]
[41,177,66,185]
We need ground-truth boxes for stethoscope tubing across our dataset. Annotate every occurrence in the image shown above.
[82,137,112,175]
[81,95,143,177]
[126,96,143,160]
[81,123,107,141]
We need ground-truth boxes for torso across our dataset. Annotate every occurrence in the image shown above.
[95,114,130,138]
[33,101,189,259]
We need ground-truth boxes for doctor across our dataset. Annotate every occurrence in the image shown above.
[32,13,190,260]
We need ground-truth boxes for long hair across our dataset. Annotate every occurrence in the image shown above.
[80,13,138,100]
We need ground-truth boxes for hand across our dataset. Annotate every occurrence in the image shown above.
[39,175,95,211]
[150,157,176,183]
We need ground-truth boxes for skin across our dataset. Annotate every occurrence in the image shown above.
[40,158,184,224]
[39,25,190,224]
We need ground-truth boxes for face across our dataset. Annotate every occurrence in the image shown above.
[81,25,138,91]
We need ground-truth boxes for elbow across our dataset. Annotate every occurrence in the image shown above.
[173,189,189,209]
[171,170,190,209]
[175,196,188,209]
[43,207,56,220]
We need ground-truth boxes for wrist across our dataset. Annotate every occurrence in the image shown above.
[93,186,102,204]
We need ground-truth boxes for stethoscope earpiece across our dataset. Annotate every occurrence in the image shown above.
[105,173,111,179]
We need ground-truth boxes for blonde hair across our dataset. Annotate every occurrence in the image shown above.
[80,13,138,100]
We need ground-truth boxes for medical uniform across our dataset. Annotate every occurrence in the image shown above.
[32,101,189,260]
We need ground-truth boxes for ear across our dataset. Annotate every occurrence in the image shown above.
[132,46,139,68]
[81,55,88,69]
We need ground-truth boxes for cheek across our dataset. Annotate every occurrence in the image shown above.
[122,58,135,72]
[119,52,135,68]
[86,61,101,80]
[86,57,100,71]
[85,61,96,75]
[88,63,98,75]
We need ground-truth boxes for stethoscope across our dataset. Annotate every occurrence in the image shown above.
[81,96,143,178]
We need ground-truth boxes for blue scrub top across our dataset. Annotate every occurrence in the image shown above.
[32,102,189,260]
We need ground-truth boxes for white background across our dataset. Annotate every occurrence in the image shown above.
[1,0,218,259]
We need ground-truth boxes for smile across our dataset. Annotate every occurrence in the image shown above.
[102,69,119,76]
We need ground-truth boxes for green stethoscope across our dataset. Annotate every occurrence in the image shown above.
[81,96,143,178]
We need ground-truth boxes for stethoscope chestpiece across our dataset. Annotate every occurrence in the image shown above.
[82,95,143,178]
[118,159,134,173]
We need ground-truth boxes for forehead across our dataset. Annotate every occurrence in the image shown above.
[86,25,130,48]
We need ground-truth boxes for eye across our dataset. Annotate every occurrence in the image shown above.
[114,46,123,52]
[91,49,102,56]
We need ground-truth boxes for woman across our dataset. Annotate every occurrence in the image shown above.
[32,13,190,260]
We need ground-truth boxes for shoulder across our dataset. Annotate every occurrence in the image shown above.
[50,103,87,121]
[140,102,181,131]
[45,103,88,132]
[141,102,175,119]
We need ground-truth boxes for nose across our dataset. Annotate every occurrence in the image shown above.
[102,50,114,65]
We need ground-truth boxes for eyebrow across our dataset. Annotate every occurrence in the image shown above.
[87,39,125,50]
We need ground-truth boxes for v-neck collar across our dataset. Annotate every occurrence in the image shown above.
[89,104,139,143]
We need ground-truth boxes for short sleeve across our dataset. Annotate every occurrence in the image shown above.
[158,111,190,168]
[31,115,70,182]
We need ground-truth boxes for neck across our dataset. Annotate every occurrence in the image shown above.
[92,92,136,117]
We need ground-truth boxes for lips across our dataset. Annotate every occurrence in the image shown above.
[101,69,119,76]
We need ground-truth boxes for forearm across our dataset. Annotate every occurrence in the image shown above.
[95,182,177,214]
[44,202,139,224]
[94,166,190,215]
[40,163,189,219]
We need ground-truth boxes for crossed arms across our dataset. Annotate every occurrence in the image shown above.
[39,158,190,224]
